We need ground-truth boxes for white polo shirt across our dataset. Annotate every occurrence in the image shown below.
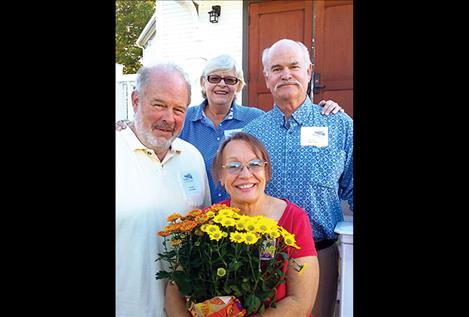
[116,128,211,317]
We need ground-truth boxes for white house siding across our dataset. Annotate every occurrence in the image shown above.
[141,0,244,107]
[116,64,136,121]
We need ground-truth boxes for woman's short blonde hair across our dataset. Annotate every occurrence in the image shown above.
[200,55,245,99]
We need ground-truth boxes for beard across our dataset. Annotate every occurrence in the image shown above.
[133,111,176,153]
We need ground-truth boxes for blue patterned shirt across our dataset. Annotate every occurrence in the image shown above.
[243,97,353,241]
[179,99,265,203]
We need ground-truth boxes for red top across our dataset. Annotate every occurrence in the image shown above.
[220,199,316,317]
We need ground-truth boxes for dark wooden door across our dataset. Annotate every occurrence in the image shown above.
[248,0,313,111]
[247,0,353,117]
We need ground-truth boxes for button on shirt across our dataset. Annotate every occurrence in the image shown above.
[243,97,353,241]
[179,99,264,203]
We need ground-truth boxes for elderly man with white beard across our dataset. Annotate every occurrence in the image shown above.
[115,61,211,317]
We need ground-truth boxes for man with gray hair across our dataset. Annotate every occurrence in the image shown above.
[244,38,353,317]
[116,62,211,317]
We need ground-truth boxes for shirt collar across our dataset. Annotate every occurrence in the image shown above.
[291,96,313,125]
[192,99,238,121]
[121,127,182,157]
[272,96,314,127]
[190,99,209,121]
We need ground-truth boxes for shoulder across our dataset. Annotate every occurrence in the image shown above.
[326,111,353,136]
[242,111,280,141]
[173,138,204,158]
[115,130,127,151]
[185,104,201,119]
[284,199,309,218]
[329,110,353,126]
[279,200,313,237]
[233,104,265,122]
[186,105,197,114]
[312,103,353,125]
[242,111,271,129]
[116,128,137,150]
[236,104,264,114]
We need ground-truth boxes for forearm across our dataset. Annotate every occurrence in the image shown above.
[165,282,190,317]
[249,296,312,317]
[250,256,318,317]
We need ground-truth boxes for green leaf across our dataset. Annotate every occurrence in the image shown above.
[116,1,155,74]
[258,289,274,301]
[173,271,192,295]
[278,251,289,260]
[258,303,266,314]
[241,282,251,292]
[229,261,241,271]
[229,284,242,297]
[245,294,261,315]
[191,257,203,268]
[155,271,170,280]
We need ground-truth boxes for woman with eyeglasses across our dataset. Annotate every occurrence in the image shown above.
[165,131,319,317]
[179,54,265,204]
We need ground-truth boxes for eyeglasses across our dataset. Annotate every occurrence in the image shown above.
[222,159,268,175]
[206,75,239,85]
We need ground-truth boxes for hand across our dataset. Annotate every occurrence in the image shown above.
[318,100,344,115]
[115,120,131,131]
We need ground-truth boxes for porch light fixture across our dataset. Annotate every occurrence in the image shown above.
[208,5,221,23]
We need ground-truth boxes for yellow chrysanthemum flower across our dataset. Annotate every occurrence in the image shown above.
[283,233,301,249]
[245,219,258,232]
[257,217,276,233]
[217,267,226,277]
[205,224,221,234]
[219,208,235,217]
[213,214,225,224]
[235,218,247,231]
[209,231,223,241]
[220,217,236,227]
[230,231,245,243]
[268,229,280,239]
[244,232,259,245]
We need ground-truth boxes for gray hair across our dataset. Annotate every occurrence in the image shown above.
[261,39,312,75]
[135,62,192,105]
[200,54,245,99]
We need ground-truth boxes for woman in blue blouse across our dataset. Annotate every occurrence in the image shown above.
[179,55,265,203]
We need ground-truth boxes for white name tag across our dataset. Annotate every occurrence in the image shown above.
[301,126,328,147]
[224,128,242,138]
[180,171,201,195]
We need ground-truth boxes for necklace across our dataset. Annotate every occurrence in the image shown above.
[205,105,229,127]
[205,105,228,118]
